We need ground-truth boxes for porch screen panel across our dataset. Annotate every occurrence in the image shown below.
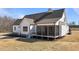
[55,26,59,36]
[48,26,55,36]
[42,26,47,35]
[37,26,41,35]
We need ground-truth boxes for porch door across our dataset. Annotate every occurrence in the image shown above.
[37,26,47,35]
[48,25,59,36]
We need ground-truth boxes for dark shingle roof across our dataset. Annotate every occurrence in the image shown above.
[13,19,23,25]
[14,9,64,25]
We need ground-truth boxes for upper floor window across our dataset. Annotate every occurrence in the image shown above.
[23,26,28,32]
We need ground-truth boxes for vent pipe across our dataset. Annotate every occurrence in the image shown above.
[48,8,53,12]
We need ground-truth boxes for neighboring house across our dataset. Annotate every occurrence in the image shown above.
[13,9,69,39]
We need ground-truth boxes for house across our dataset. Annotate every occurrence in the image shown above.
[13,9,69,39]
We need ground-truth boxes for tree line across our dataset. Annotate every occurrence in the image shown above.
[0,16,15,32]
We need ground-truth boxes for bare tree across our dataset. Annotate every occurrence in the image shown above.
[0,16,15,32]
[69,21,76,25]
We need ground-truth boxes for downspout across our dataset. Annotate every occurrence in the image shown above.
[59,21,62,37]
[19,25,21,37]
[54,22,56,39]
[28,24,31,38]
[35,24,37,35]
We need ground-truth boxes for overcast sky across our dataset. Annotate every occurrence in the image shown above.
[0,8,79,24]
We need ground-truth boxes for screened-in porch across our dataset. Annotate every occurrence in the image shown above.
[30,25,60,38]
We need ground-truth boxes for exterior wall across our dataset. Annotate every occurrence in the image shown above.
[56,12,69,36]
[13,25,20,34]
[19,18,34,35]
[61,25,69,36]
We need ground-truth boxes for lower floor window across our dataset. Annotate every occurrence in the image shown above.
[23,26,28,32]
[14,27,16,31]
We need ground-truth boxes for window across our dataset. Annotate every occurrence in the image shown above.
[23,26,28,32]
[14,27,16,31]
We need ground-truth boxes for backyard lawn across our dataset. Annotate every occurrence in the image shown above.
[0,31,79,51]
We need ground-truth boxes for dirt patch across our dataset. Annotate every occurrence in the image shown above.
[0,31,79,51]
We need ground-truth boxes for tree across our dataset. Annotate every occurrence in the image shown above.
[72,21,76,25]
[0,16,15,32]
[69,21,76,25]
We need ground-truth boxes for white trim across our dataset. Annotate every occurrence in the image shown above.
[37,23,56,26]
[31,34,60,38]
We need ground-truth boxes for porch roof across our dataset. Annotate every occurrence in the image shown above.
[36,18,60,24]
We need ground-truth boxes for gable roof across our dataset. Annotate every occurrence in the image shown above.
[14,9,64,25]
